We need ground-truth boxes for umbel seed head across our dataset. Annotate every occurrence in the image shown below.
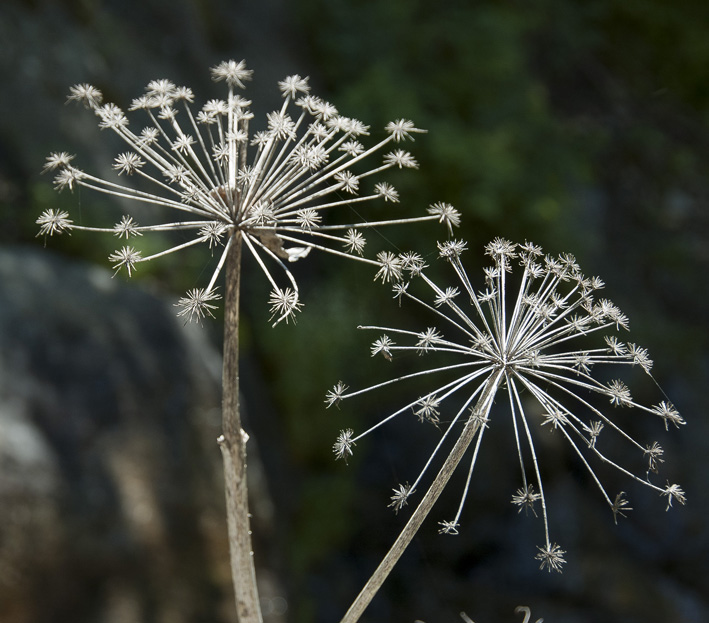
[329,239,686,571]
[40,60,459,325]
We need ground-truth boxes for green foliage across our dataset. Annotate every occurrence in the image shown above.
[295,0,709,375]
[297,0,597,251]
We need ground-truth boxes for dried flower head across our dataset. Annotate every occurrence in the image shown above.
[40,60,457,324]
[328,239,685,569]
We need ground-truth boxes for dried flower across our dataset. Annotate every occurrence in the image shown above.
[371,335,395,360]
[389,483,415,513]
[176,287,221,323]
[333,428,356,461]
[40,60,456,324]
[511,484,542,516]
[535,542,567,572]
[329,239,685,569]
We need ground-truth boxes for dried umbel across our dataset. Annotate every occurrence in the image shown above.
[328,238,685,571]
[39,60,458,324]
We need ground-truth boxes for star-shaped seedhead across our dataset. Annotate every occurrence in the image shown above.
[535,543,566,573]
[325,381,348,409]
[511,484,542,516]
[210,59,253,88]
[175,288,222,324]
[328,239,686,571]
[371,335,395,360]
[413,394,441,425]
[40,60,458,325]
[268,287,303,325]
[389,483,415,513]
[333,428,355,461]
[36,209,73,238]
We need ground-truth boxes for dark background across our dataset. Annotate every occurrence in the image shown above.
[1,1,708,622]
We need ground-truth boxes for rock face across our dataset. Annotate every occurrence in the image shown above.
[0,247,232,623]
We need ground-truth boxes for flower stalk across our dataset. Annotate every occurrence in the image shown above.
[217,232,263,623]
[340,371,502,623]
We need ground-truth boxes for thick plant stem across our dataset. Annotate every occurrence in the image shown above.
[218,233,263,623]
[340,371,503,623]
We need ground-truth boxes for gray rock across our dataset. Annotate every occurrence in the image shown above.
[0,246,232,623]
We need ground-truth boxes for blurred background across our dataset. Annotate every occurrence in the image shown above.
[1,0,708,622]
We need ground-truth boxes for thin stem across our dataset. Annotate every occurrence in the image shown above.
[218,232,263,623]
[340,370,503,623]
